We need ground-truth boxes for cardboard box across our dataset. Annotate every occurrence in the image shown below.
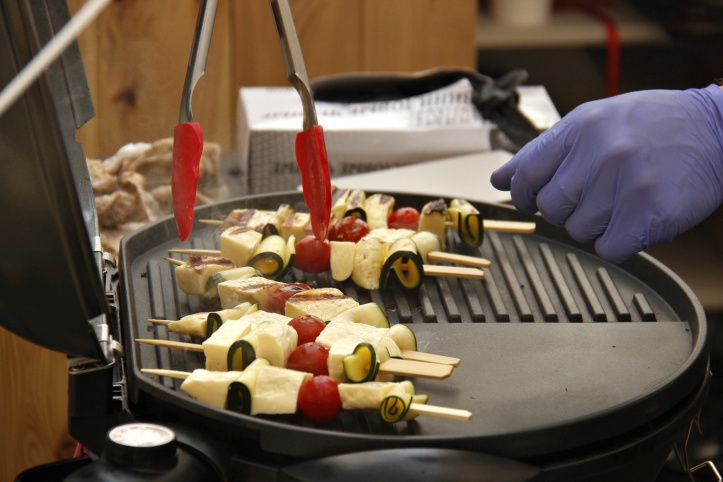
[236,79,558,194]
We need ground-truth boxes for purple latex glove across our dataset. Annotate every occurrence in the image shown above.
[491,85,723,263]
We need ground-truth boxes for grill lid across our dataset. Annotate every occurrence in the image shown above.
[0,0,108,361]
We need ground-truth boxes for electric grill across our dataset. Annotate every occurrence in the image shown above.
[0,2,714,481]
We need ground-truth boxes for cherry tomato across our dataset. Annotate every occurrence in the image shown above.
[388,207,420,231]
[286,342,329,377]
[293,236,331,273]
[288,314,327,345]
[269,282,311,315]
[297,375,341,423]
[329,216,370,243]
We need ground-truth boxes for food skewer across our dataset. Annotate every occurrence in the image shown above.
[147,317,460,367]
[136,337,453,380]
[141,368,471,422]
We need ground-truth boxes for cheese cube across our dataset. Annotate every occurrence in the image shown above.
[251,366,312,415]
[180,369,243,409]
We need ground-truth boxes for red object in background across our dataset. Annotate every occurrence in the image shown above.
[171,122,203,241]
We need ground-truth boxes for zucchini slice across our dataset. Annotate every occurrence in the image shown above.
[331,302,390,328]
[226,339,256,371]
[387,323,418,352]
[273,235,296,281]
[226,358,271,414]
[448,198,484,248]
[380,238,424,291]
[343,342,380,383]
[248,234,287,279]
[379,393,411,423]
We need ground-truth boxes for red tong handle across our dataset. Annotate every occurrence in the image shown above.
[295,124,331,240]
[172,122,204,241]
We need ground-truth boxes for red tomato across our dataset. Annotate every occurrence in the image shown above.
[286,342,329,377]
[297,375,341,423]
[269,283,310,315]
[293,236,331,273]
[288,314,327,345]
[329,216,370,243]
[388,207,420,231]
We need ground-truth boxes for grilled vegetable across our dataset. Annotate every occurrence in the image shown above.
[248,234,294,280]
[330,302,390,329]
[363,193,395,229]
[379,380,415,423]
[175,256,234,296]
[180,369,243,409]
[448,198,483,247]
[387,323,417,352]
[417,198,447,249]
[203,266,258,300]
[220,227,263,267]
[286,342,329,376]
[343,189,367,220]
[226,315,297,370]
[388,206,420,231]
[250,365,312,415]
[342,342,380,383]
[410,231,441,265]
[329,240,355,281]
[293,235,330,273]
[297,375,342,422]
[226,358,271,414]
[284,287,359,321]
[217,276,284,311]
[201,318,254,371]
[379,237,424,291]
[269,283,311,315]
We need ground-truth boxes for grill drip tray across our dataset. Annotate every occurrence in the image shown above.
[120,192,708,463]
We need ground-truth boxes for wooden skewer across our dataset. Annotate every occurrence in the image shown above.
[169,248,223,257]
[142,368,190,379]
[377,358,452,380]
[408,403,472,421]
[136,338,453,379]
[423,265,484,280]
[163,256,184,266]
[400,350,460,367]
[136,338,205,352]
[427,251,490,268]
[200,219,224,226]
[148,319,173,325]
[141,368,470,421]
[482,220,536,233]
[147,319,459,366]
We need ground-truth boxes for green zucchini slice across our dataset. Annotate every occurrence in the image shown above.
[226,339,256,371]
[387,323,418,352]
[331,302,390,328]
[248,234,286,278]
[380,238,424,291]
[342,342,379,383]
[379,393,411,423]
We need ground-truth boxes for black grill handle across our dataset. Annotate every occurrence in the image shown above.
[279,447,542,482]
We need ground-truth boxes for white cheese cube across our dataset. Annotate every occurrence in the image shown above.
[180,369,243,409]
[251,366,312,415]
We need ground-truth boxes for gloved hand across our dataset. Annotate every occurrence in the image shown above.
[491,84,723,263]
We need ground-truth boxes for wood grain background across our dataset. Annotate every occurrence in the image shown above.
[1,1,476,479]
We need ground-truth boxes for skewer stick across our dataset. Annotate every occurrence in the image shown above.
[141,368,470,421]
[400,350,460,367]
[427,251,490,268]
[135,338,453,379]
[423,265,484,280]
[136,338,205,352]
[408,403,472,421]
[142,368,190,379]
[200,219,224,226]
[148,319,173,326]
[168,248,222,257]
[378,358,453,380]
[163,256,184,266]
[444,220,536,234]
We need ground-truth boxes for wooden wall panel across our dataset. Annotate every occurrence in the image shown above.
[361,0,478,71]
[0,328,75,482]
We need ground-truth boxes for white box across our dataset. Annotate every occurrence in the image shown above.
[236,79,559,194]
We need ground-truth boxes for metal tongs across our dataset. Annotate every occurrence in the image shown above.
[269,0,332,240]
[171,0,218,241]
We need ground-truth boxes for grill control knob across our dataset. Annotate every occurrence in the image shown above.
[104,423,178,467]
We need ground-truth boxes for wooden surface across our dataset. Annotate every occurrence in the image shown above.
[2,1,477,478]
[0,327,76,481]
[68,0,478,159]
